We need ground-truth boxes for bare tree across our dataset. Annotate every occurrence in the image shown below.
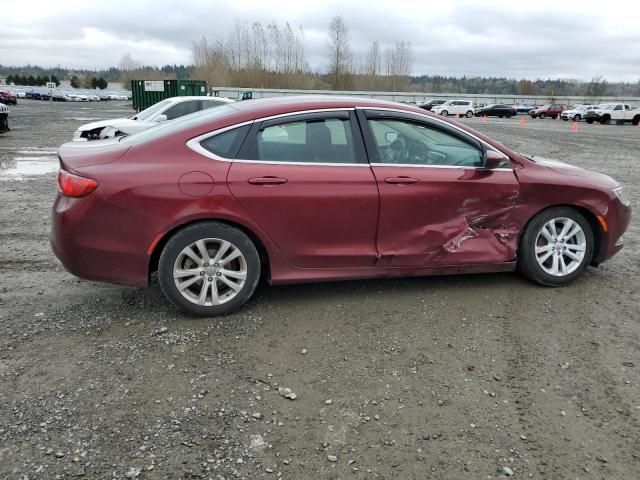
[384,41,412,91]
[364,41,381,90]
[327,16,352,90]
[118,53,141,89]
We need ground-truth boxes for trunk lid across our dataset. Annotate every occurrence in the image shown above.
[58,139,131,170]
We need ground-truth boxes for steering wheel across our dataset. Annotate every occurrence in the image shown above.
[407,141,430,163]
[387,137,406,163]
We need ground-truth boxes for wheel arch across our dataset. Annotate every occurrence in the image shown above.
[148,218,272,282]
[517,204,604,266]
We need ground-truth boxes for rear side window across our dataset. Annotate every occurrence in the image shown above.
[200,124,251,159]
[254,118,356,164]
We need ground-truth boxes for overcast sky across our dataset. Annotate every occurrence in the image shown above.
[3,0,640,82]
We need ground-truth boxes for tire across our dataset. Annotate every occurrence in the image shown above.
[574,114,581,121]
[586,118,594,124]
[158,222,261,316]
[498,115,503,118]
[440,110,448,116]
[505,114,512,119]
[518,207,594,287]
[632,116,640,126]
[600,115,610,125]
[562,117,568,121]
[539,113,546,119]
[465,111,473,118]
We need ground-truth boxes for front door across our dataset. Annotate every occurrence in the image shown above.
[358,110,520,267]
[227,111,379,268]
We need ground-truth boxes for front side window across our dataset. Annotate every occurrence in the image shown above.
[367,118,484,167]
[254,118,356,163]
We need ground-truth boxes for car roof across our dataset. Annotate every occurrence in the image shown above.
[169,96,235,103]
[226,95,421,117]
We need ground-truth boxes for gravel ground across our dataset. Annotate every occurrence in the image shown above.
[0,100,638,480]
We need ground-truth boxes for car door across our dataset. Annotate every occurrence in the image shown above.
[357,109,520,267]
[227,110,379,268]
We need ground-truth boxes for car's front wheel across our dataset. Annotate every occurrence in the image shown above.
[518,207,594,286]
[539,113,546,119]
[465,111,473,118]
[440,110,448,116]
[158,222,261,316]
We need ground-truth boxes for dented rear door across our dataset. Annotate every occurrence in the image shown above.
[359,110,520,267]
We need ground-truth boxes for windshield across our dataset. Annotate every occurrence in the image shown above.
[600,104,615,110]
[133,99,173,121]
[122,104,238,144]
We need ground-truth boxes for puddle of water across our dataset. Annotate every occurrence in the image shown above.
[0,157,58,178]
[17,147,59,155]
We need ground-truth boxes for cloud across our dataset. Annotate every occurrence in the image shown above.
[2,0,639,81]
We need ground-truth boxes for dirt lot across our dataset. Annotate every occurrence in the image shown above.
[0,100,638,480]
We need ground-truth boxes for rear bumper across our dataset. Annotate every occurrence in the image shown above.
[50,194,152,287]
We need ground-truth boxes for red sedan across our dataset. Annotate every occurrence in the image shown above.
[51,97,631,316]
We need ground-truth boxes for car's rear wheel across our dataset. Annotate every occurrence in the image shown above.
[574,114,581,121]
[600,115,610,125]
[539,113,546,119]
[632,116,640,126]
[518,207,594,286]
[465,111,473,118]
[158,222,261,316]
[440,110,448,116]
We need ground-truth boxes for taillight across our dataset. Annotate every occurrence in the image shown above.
[58,170,98,198]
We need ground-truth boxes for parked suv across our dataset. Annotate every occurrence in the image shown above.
[529,104,565,119]
[431,100,475,117]
[585,103,640,125]
[561,104,598,121]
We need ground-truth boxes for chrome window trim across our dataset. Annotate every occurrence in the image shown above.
[186,106,513,170]
[372,163,513,172]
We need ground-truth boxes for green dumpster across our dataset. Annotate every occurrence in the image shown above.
[131,80,208,111]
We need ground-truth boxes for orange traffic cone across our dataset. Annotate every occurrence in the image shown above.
[571,122,579,132]
[519,117,526,127]
[482,115,488,123]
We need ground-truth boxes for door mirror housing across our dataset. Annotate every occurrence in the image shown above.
[155,114,168,123]
[483,150,507,169]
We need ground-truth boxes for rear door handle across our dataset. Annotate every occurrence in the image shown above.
[248,176,288,185]
[384,176,419,184]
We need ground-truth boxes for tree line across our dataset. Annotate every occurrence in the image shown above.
[5,74,60,87]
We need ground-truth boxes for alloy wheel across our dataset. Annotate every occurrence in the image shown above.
[173,238,247,306]
[534,217,586,277]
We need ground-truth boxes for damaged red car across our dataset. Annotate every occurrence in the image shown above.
[51,97,631,316]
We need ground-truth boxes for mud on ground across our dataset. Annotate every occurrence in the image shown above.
[0,101,638,479]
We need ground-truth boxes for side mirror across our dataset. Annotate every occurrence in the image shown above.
[156,114,168,122]
[385,132,398,143]
[484,150,507,169]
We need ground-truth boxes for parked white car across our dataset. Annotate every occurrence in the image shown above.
[560,104,599,121]
[431,100,475,117]
[73,96,235,141]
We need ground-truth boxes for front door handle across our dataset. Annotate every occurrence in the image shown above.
[384,176,419,184]
[248,176,288,185]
